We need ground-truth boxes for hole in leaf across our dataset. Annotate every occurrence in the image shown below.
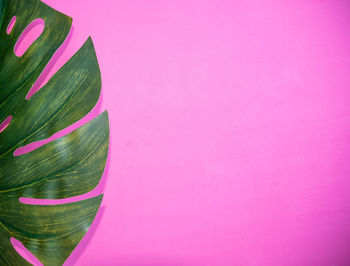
[11,238,43,266]
[14,18,44,57]
[20,190,100,205]
[6,16,16,34]
[0,115,12,133]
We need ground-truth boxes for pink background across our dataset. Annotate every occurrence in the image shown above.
[11,0,350,265]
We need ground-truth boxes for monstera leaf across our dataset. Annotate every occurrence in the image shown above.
[0,0,109,265]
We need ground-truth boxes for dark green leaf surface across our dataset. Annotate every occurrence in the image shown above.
[0,0,109,264]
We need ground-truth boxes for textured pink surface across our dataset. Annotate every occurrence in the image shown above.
[13,0,350,265]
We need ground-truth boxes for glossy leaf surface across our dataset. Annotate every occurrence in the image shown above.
[0,0,109,264]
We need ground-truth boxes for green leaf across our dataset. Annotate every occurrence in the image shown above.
[0,0,109,265]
